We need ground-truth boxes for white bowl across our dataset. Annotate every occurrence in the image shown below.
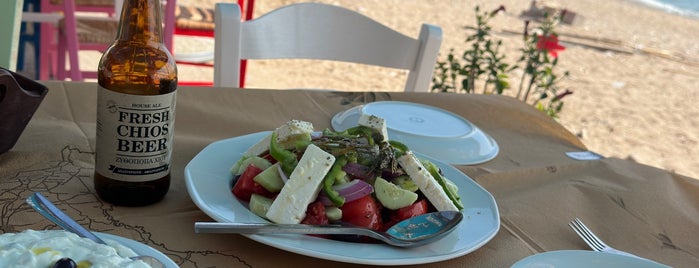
[331,101,498,165]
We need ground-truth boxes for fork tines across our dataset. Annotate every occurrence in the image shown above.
[569,217,607,251]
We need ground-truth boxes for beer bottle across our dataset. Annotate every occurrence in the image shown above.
[94,0,177,206]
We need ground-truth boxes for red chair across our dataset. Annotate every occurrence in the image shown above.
[37,0,176,81]
[174,0,253,87]
[38,0,120,80]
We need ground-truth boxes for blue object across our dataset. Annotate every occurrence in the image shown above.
[17,0,41,78]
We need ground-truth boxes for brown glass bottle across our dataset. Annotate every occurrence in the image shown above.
[94,0,177,206]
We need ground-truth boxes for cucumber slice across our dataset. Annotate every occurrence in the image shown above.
[230,156,250,175]
[253,163,284,193]
[392,175,419,192]
[374,177,418,210]
[235,156,272,175]
[325,206,342,221]
[249,194,273,219]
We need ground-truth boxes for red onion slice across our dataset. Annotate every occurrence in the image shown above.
[381,169,404,179]
[317,194,333,206]
[317,179,374,206]
[342,162,374,180]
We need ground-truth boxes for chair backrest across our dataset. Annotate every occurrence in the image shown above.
[42,0,175,81]
[0,0,24,71]
[214,2,442,92]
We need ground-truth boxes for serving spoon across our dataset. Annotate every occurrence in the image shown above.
[194,210,463,247]
[26,192,166,268]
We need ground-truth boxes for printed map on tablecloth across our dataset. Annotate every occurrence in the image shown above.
[0,146,251,268]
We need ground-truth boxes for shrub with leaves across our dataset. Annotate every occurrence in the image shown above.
[432,5,512,94]
[516,13,571,118]
[432,5,572,118]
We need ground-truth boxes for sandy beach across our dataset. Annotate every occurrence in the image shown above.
[62,0,699,179]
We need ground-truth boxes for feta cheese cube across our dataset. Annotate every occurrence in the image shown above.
[266,144,336,224]
[398,152,458,211]
[241,120,314,156]
[358,114,388,142]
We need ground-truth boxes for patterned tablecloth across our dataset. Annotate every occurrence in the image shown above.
[1,81,697,267]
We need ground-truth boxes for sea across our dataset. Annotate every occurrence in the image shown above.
[632,0,699,19]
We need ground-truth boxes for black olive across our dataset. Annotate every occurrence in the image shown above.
[51,258,77,268]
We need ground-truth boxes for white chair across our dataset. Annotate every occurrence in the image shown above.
[214,2,442,92]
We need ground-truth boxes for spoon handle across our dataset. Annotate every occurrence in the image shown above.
[195,222,377,237]
[26,192,107,245]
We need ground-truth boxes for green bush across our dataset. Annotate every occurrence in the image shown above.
[432,5,572,118]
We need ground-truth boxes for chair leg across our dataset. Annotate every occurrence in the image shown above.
[17,22,28,72]
[18,0,43,77]
[60,0,83,81]
[39,23,54,80]
[239,60,246,88]
[32,24,41,78]
[18,0,34,72]
[237,0,254,88]
[19,22,42,78]
[57,30,67,80]
[163,0,175,52]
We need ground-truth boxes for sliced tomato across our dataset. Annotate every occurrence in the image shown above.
[301,201,328,225]
[232,164,273,201]
[394,199,429,220]
[301,202,330,239]
[341,195,381,231]
[382,199,429,231]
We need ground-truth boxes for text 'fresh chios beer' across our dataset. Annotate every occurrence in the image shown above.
[95,0,177,206]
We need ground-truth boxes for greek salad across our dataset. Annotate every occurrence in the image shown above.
[230,114,463,235]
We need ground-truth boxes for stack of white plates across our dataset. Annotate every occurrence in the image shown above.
[331,101,498,165]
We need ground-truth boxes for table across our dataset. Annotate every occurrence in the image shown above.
[1,81,697,267]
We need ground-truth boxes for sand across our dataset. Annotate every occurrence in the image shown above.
[82,0,699,179]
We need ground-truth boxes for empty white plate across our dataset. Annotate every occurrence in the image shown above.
[511,250,670,268]
[331,101,498,165]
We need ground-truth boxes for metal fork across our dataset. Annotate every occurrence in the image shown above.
[26,192,166,268]
[569,217,648,260]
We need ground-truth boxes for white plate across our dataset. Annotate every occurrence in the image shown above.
[96,232,178,268]
[511,250,670,268]
[185,131,500,265]
[331,101,498,165]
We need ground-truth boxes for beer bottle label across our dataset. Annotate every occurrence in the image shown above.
[95,86,176,182]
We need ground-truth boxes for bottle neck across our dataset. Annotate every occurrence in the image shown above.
[115,0,163,44]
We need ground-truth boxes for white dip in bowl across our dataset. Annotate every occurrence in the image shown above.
[0,229,151,268]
